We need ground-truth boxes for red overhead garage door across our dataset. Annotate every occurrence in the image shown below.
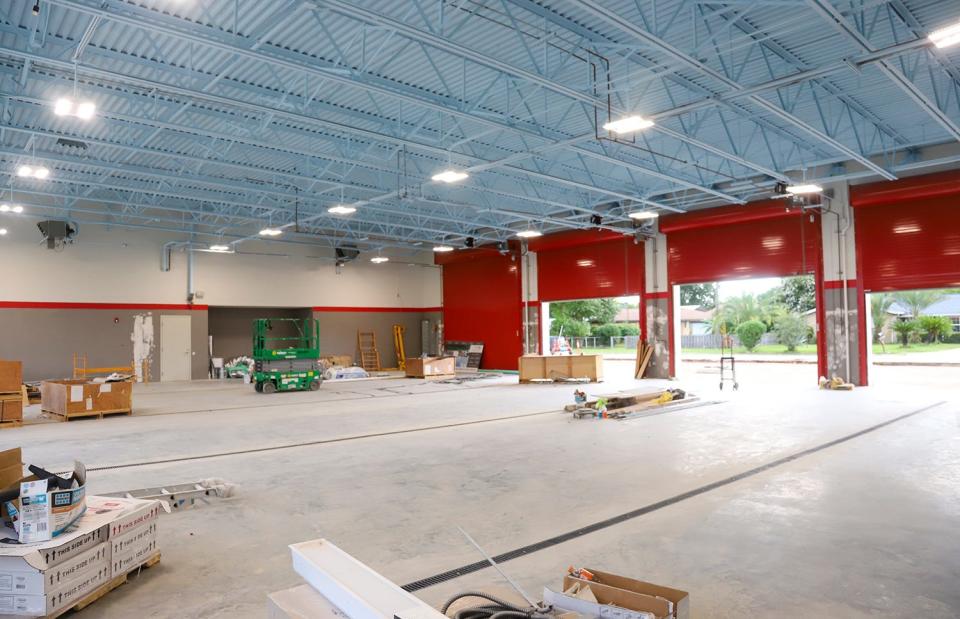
[852,171,960,292]
[533,230,644,301]
[660,201,825,377]
[437,248,522,370]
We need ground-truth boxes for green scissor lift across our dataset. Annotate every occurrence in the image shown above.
[252,318,322,394]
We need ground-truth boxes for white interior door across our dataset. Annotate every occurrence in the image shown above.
[160,315,192,381]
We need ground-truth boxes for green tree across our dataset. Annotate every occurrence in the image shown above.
[774,313,807,352]
[550,318,591,337]
[736,320,766,352]
[680,283,718,309]
[870,293,894,345]
[620,323,640,336]
[893,290,945,319]
[550,299,618,325]
[918,315,952,343]
[713,293,777,333]
[592,323,622,341]
[762,276,816,313]
[892,320,917,347]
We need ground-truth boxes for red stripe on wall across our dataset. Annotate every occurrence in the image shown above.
[0,301,208,310]
[645,291,670,300]
[312,306,442,313]
[823,280,857,289]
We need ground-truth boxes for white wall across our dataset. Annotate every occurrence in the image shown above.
[0,218,442,308]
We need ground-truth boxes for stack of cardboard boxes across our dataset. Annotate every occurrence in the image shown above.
[0,360,22,426]
[0,448,161,617]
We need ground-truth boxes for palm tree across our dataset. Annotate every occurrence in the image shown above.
[712,293,774,333]
[893,290,945,320]
[870,293,894,350]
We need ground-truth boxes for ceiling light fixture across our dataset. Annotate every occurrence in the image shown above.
[603,115,655,134]
[0,204,8,213]
[328,205,356,215]
[785,184,823,195]
[371,256,389,263]
[930,20,960,48]
[259,228,282,237]
[17,165,49,179]
[516,229,543,238]
[52,97,96,121]
[432,245,455,252]
[0,228,6,236]
[12,205,23,214]
[32,2,40,17]
[431,170,469,183]
[209,244,231,252]
[628,211,659,220]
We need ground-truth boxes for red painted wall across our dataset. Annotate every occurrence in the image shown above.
[853,195,960,292]
[438,249,522,370]
[538,238,644,301]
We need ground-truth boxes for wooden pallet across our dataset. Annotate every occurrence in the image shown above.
[44,407,132,421]
[0,419,22,430]
[47,553,160,619]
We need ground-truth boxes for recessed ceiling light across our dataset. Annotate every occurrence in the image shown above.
[516,229,542,238]
[628,211,659,220]
[259,228,282,236]
[602,115,655,134]
[930,20,960,48]
[328,205,356,215]
[785,184,823,195]
[370,256,389,263]
[431,170,469,183]
[432,245,455,252]
[209,244,231,252]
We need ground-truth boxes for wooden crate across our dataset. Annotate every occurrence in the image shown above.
[405,356,456,379]
[0,359,22,393]
[0,394,23,423]
[41,379,133,420]
[519,354,603,383]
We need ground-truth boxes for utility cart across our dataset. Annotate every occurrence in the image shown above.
[252,318,322,394]
[719,326,739,391]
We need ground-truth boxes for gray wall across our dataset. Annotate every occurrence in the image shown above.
[0,308,208,382]
[208,307,313,362]
[314,311,440,368]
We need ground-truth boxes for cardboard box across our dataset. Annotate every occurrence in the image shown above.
[518,354,604,382]
[556,569,689,619]
[405,357,455,378]
[0,448,87,542]
[0,559,112,616]
[0,396,23,422]
[0,542,109,597]
[0,361,21,394]
[40,380,132,418]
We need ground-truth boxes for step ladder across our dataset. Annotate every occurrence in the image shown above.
[357,331,381,371]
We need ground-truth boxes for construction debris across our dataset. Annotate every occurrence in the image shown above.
[634,341,654,379]
[567,388,691,419]
[819,375,854,390]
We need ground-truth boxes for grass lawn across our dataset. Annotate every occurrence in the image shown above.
[682,344,818,355]
[870,342,960,355]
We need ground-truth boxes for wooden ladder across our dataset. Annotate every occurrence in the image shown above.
[357,331,381,371]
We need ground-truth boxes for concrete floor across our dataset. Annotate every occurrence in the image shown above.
[5,364,959,618]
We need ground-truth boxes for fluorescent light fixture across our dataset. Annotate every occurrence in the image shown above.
[16,165,48,179]
[75,102,96,120]
[516,229,542,238]
[602,115,655,134]
[628,210,659,220]
[431,170,469,183]
[929,20,960,48]
[432,245,455,252]
[0,229,6,236]
[370,256,389,263]
[33,166,49,180]
[12,205,23,214]
[17,165,33,178]
[259,228,282,236]
[209,244,231,252]
[328,205,356,215]
[54,98,73,116]
[785,184,823,195]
